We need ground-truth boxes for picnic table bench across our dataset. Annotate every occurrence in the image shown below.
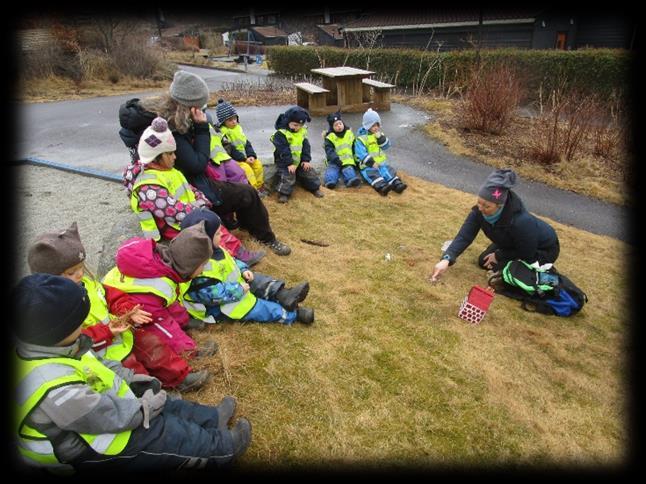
[294,82,331,114]
[362,78,395,111]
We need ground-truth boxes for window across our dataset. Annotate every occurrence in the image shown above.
[556,32,567,50]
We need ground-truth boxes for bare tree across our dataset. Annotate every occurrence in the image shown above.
[346,30,382,70]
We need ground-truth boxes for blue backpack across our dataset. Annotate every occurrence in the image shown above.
[490,261,588,317]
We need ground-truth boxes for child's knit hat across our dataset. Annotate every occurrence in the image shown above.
[216,99,238,126]
[170,70,210,108]
[167,220,213,279]
[327,111,345,131]
[138,117,177,164]
[27,222,86,275]
[362,108,381,130]
[478,169,517,204]
[180,208,222,241]
[12,274,90,346]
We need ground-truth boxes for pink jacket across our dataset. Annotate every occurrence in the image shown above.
[104,237,196,355]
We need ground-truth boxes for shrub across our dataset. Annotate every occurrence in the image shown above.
[457,63,522,135]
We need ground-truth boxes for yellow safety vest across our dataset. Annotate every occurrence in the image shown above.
[130,168,197,241]
[220,124,248,155]
[271,127,308,167]
[357,132,387,165]
[82,276,134,363]
[326,129,356,167]
[180,252,256,320]
[102,267,178,307]
[208,124,232,165]
[15,350,134,470]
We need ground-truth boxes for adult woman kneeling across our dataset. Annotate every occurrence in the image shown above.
[431,169,560,282]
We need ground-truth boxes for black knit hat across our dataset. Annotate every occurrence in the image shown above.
[215,99,238,126]
[180,207,222,240]
[326,111,344,131]
[12,274,90,346]
[286,106,311,124]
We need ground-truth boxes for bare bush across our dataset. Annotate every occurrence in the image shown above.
[457,63,522,135]
[214,77,296,105]
[112,37,168,79]
[529,87,601,165]
[78,48,115,80]
[592,92,628,159]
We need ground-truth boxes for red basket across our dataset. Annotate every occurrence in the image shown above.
[458,285,495,324]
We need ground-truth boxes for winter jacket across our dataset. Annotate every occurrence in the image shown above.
[324,126,357,167]
[444,190,559,265]
[118,98,157,157]
[271,108,312,169]
[103,238,195,355]
[354,126,391,167]
[15,335,144,464]
[186,252,250,307]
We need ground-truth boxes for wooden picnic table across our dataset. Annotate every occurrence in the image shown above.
[310,66,376,114]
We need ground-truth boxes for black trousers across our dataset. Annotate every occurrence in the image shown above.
[478,239,560,272]
[208,179,276,243]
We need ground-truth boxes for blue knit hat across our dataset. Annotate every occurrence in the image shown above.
[362,108,381,130]
[12,274,90,346]
[215,99,238,126]
[180,207,222,240]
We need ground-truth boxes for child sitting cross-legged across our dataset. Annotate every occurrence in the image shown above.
[179,208,314,325]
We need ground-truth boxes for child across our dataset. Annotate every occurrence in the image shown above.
[216,99,270,198]
[26,221,201,392]
[179,208,315,325]
[323,111,361,189]
[123,116,264,266]
[354,108,407,196]
[205,113,249,185]
[12,273,251,473]
[271,106,324,203]
[102,222,218,392]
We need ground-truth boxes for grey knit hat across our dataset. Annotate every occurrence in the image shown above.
[28,222,86,275]
[169,70,210,108]
[478,169,517,204]
[215,99,238,126]
[168,221,213,279]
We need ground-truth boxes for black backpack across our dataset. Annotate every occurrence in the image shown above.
[490,260,588,317]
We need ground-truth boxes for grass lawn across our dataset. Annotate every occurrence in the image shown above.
[185,174,628,469]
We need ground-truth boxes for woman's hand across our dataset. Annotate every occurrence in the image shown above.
[430,259,450,282]
[190,107,207,124]
[482,252,498,270]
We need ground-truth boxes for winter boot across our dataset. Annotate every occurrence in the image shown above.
[325,181,337,189]
[275,282,310,311]
[311,189,325,198]
[376,181,391,196]
[176,370,210,392]
[186,317,206,331]
[262,238,291,256]
[215,396,237,430]
[236,248,266,267]
[230,418,252,459]
[278,194,289,203]
[194,340,219,357]
[296,307,315,324]
[392,179,408,194]
[348,177,361,188]
[257,186,270,199]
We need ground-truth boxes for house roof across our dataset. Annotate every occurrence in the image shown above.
[317,24,343,40]
[251,26,287,38]
[341,10,540,32]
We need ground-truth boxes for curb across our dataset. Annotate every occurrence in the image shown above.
[12,157,122,184]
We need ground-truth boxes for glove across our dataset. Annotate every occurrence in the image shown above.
[140,388,167,429]
[129,374,162,397]
[364,156,375,168]
[376,134,387,145]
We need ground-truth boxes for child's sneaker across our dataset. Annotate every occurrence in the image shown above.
[278,194,289,203]
[348,178,361,188]
[260,238,291,256]
[176,370,210,392]
[325,181,336,189]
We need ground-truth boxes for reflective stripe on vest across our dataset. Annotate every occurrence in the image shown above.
[357,133,387,164]
[271,127,308,166]
[220,124,247,154]
[326,130,356,166]
[208,124,232,165]
[81,276,134,362]
[15,351,134,467]
[102,267,177,306]
[130,168,197,241]
[179,260,216,323]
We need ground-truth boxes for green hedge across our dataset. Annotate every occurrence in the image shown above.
[266,46,632,100]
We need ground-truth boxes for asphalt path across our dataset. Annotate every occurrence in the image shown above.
[14,65,632,244]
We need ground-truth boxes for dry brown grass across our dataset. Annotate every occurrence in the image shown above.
[394,94,633,207]
[17,75,168,103]
[183,173,627,467]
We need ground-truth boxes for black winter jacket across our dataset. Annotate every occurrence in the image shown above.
[323,127,354,167]
[272,108,312,169]
[444,190,559,265]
